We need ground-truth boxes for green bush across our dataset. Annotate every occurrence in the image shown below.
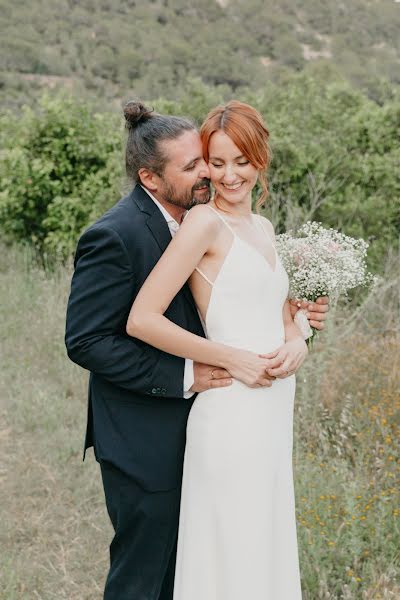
[0,75,398,270]
[261,77,400,269]
[157,75,400,270]
[0,95,124,256]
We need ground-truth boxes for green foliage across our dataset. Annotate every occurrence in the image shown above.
[0,73,398,269]
[1,0,400,106]
[152,77,229,125]
[261,77,400,269]
[156,74,400,270]
[0,95,123,256]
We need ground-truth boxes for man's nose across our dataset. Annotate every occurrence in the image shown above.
[199,160,210,178]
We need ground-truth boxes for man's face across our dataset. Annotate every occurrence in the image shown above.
[156,130,211,210]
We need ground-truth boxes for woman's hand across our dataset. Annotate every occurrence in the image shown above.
[225,348,282,388]
[260,337,308,379]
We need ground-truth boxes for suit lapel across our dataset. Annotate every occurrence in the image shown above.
[132,185,200,316]
[146,209,173,254]
[132,184,172,253]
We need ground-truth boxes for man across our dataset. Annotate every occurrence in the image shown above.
[65,102,329,599]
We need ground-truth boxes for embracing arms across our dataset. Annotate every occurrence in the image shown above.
[65,225,185,397]
[127,205,280,387]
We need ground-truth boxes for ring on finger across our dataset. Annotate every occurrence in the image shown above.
[211,369,215,379]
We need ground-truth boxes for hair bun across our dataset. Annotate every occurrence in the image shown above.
[123,101,153,128]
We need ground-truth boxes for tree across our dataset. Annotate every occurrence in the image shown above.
[0,94,123,256]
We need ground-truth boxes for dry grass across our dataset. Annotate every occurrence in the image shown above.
[0,247,110,599]
[0,244,399,599]
[294,254,400,599]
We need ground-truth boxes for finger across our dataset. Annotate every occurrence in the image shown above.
[259,349,281,359]
[307,303,329,313]
[307,311,327,321]
[264,355,286,370]
[256,378,274,387]
[267,371,291,379]
[264,373,276,381]
[289,299,305,308]
[266,362,294,376]
[310,320,324,330]
[210,368,231,379]
[294,300,309,309]
[316,296,329,304]
[266,368,286,377]
[210,378,233,388]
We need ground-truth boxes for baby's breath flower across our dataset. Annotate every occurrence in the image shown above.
[276,221,375,302]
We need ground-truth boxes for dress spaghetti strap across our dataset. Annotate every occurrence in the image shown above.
[254,214,276,247]
[206,205,236,235]
[195,266,214,287]
[194,205,236,286]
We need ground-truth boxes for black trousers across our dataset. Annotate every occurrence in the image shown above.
[100,461,181,600]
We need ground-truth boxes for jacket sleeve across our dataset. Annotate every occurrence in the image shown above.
[65,225,185,398]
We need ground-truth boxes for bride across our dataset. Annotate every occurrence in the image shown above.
[127,101,306,599]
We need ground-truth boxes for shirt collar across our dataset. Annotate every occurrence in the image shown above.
[140,185,182,227]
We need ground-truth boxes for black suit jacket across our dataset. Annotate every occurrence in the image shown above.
[65,185,205,491]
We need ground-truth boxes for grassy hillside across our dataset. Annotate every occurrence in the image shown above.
[1,0,400,107]
[0,244,399,599]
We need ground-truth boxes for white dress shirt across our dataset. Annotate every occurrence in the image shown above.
[140,186,195,398]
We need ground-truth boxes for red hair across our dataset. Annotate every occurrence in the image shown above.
[200,100,271,211]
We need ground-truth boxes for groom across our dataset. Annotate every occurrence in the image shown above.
[65,103,329,600]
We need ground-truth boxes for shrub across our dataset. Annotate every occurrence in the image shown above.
[0,75,398,270]
[0,94,123,256]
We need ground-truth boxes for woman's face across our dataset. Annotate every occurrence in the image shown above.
[208,130,258,205]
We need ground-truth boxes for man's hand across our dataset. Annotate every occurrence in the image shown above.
[189,362,233,393]
[190,359,276,393]
[289,296,330,331]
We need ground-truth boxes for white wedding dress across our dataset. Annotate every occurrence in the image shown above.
[173,206,302,600]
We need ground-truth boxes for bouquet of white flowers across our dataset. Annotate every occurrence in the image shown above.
[275,221,376,341]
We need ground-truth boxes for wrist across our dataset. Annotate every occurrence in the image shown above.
[217,344,237,371]
[285,321,304,342]
[285,332,304,344]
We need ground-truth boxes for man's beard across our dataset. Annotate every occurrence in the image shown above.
[161,178,211,210]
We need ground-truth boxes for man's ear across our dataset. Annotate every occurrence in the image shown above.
[138,168,159,192]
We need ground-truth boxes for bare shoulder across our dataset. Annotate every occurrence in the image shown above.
[181,203,222,235]
[256,214,276,243]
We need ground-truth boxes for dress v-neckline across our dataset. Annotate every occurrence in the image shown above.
[201,235,278,328]
[234,233,278,274]
[206,205,278,274]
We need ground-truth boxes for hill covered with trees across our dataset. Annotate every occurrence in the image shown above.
[1,0,400,107]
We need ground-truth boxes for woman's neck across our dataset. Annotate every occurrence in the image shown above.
[213,193,253,218]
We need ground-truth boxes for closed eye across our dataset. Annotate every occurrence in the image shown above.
[183,157,203,171]
[211,162,249,168]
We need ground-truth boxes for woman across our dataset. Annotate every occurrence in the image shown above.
[127,101,305,599]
